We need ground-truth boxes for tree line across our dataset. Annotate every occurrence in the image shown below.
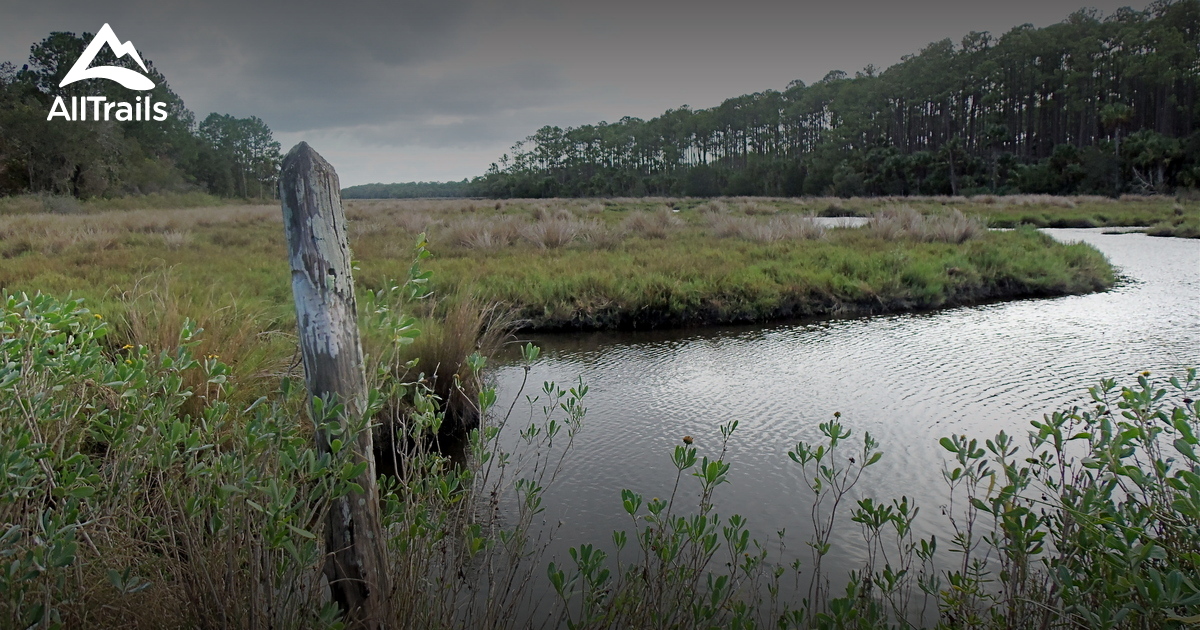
[475,0,1200,198]
[341,180,474,199]
[0,30,281,199]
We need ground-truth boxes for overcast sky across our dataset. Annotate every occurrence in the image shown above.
[1,0,1148,186]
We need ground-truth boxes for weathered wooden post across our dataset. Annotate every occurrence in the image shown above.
[279,142,392,628]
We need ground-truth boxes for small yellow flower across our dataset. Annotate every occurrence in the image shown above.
[93,314,103,319]
[121,344,134,350]
[1141,370,1151,377]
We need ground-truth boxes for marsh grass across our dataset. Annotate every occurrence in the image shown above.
[0,196,1121,335]
[620,207,684,239]
[523,217,581,248]
[1146,209,1200,238]
[0,285,586,629]
[708,213,826,241]
[3,285,1194,630]
[107,269,294,415]
[868,207,985,243]
[0,192,232,215]
[0,197,1190,628]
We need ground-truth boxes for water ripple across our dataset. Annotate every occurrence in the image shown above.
[492,229,1200,578]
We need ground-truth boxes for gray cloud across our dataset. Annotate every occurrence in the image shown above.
[0,0,1150,184]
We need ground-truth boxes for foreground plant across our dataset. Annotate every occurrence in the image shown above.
[0,251,1193,628]
[0,235,588,629]
[542,369,1199,630]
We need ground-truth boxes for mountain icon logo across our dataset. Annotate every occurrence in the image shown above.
[60,23,155,91]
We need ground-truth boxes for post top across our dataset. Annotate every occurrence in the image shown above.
[281,142,337,188]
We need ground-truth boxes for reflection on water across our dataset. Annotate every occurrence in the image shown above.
[489,229,1199,601]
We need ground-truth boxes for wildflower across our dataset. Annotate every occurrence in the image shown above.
[93,314,103,319]
[682,436,693,445]
[1141,370,1151,377]
[833,411,841,418]
[121,344,134,350]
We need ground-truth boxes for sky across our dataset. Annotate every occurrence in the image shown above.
[0,0,1148,186]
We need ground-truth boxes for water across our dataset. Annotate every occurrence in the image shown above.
[487,228,1199,602]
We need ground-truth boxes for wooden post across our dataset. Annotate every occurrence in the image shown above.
[279,142,392,628]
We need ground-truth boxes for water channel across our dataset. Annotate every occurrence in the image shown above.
[488,228,1199,612]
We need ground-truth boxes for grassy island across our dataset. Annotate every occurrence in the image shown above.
[0,196,1119,335]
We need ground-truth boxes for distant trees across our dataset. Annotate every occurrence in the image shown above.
[197,114,282,199]
[0,29,281,198]
[341,180,475,199]
[478,0,1200,197]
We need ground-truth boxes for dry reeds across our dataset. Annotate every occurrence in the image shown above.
[867,206,985,243]
[368,294,516,435]
[109,269,292,415]
[575,219,622,249]
[708,214,825,242]
[443,216,522,249]
[523,217,580,248]
[738,200,778,216]
[621,207,683,239]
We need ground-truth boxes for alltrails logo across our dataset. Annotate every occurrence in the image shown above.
[46,23,169,122]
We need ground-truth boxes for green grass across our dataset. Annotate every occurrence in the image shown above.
[0,194,1189,629]
[418,228,1110,329]
[1146,214,1200,238]
[3,291,1195,629]
[960,194,1199,233]
[0,197,1117,335]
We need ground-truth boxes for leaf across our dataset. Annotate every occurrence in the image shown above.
[243,396,268,413]
[287,524,317,540]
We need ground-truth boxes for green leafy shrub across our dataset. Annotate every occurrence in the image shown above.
[542,372,1198,629]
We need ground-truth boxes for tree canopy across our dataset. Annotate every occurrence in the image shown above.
[0,29,281,199]
[476,0,1200,198]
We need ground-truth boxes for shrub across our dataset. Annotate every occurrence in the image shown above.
[0,243,585,629]
[546,371,1200,629]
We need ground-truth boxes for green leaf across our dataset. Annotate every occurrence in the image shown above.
[287,524,317,540]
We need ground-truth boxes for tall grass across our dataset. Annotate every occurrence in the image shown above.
[523,217,581,248]
[867,206,985,243]
[0,198,1118,334]
[0,224,1189,627]
[0,287,588,629]
[620,207,683,239]
[709,213,826,241]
